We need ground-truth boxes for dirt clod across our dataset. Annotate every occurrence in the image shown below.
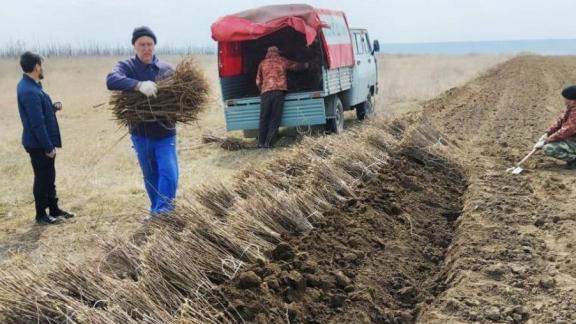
[539,277,556,289]
[237,271,262,289]
[485,306,501,321]
[271,242,295,261]
[330,294,347,308]
[334,271,352,288]
[486,263,509,280]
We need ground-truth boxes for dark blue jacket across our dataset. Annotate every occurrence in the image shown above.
[106,55,176,138]
[17,74,61,152]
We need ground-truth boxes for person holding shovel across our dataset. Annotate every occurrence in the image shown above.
[534,85,576,170]
[106,26,178,219]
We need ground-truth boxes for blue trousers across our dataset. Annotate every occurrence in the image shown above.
[131,134,179,214]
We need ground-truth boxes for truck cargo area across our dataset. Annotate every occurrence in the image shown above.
[220,27,324,101]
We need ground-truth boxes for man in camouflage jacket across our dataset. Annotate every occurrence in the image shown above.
[256,46,309,148]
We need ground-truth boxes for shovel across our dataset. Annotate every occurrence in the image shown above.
[506,147,538,174]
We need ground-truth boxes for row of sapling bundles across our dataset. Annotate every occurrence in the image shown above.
[110,58,209,127]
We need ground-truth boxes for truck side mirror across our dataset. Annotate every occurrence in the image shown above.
[372,40,380,54]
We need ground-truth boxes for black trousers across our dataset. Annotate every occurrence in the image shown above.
[27,149,59,218]
[258,90,285,147]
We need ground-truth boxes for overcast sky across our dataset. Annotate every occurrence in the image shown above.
[0,0,575,47]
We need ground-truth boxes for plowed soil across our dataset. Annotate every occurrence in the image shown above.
[214,56,576,323]
[419,56,576,323]
[216,146,466,323]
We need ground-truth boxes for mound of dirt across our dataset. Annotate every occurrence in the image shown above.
[213,146,467,323]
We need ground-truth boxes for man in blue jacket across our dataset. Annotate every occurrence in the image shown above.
[106,26,178,219]
[17,52,74,225]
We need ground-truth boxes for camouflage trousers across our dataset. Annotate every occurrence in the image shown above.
[543,137,576,162]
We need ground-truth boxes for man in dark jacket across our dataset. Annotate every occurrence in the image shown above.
[106,26,178,219]
[17,52,74,225]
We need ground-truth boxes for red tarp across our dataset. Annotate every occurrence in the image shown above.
[211,4,354,74]
[211,4,322,46]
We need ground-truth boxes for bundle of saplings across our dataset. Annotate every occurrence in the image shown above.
[110,58,209,126]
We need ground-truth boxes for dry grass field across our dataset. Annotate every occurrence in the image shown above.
[6,53,576,323]
[0,55,508,272]
[4,52,576,323]
[0,56,532,323]
[378,55,512,113]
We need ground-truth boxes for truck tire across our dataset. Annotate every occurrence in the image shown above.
[243,129,259,138]
[356,93,375,120]
[326,96,344,134]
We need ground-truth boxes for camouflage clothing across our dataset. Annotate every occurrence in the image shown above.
[543,137,576,162]
[256,51,306,94]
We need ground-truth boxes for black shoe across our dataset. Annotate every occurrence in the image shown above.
[51,209,75,219]
[566,160,576,170]
[36,215,62,225]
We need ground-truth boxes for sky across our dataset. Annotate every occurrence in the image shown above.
[0,0,575,47]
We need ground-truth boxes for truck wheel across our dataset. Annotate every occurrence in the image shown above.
[243,129,258,138]
[356,94,375,120]
[326,96,344,134]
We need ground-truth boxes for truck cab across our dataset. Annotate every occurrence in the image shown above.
[347,28,379,120]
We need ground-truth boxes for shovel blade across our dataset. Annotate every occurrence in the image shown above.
[510,166,524,174]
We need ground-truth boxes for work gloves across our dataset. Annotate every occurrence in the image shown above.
[534,134,547,150]
[138,81,158,98]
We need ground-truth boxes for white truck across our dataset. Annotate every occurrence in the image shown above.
[211,4,380,135]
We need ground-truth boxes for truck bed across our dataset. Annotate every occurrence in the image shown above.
[221,66,354,131]
[224,91,326,131]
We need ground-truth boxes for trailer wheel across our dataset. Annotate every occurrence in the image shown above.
[356,93,375,120]
[326,96,344,134]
